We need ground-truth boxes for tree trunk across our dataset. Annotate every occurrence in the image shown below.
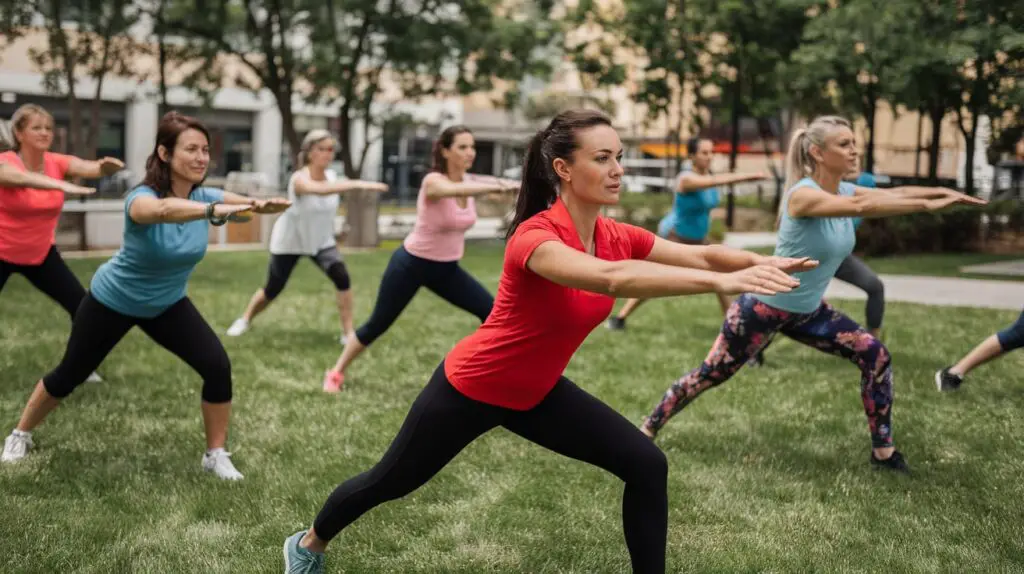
[339,106,378,248]
[86,34,114,161]
[962,109,978,196]
[863,88,877,173]
[927,103,943,185]
[727,68,741,230]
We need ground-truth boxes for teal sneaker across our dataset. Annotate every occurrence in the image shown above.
[283,530,325,574]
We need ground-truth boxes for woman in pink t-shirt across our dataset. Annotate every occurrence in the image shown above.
[321,125,518,392]
[0,104,124,382]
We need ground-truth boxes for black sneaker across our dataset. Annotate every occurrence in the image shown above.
[870,450,910,473]
[606,317,626,331]
[747,350,766,368]
[935,367,963,392]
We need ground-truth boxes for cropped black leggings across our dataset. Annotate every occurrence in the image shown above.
[354,245,493,346]
[0,246,87,320]
[42,294,232,403]
[312,363,669,573]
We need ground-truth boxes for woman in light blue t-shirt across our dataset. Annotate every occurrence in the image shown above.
[609,137,769,329]
[641,115,986,473]
[0,112,289,478]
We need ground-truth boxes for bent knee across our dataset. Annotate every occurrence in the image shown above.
[199,356,232,403]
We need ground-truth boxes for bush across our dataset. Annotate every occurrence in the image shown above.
[855,200,1024,256]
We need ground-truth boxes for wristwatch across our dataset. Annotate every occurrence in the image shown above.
[206,201,228,226]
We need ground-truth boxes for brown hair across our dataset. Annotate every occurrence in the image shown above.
[10,104,54,152]
[431,125,474,174]
[506,109,613,238]
[141,111,211,196]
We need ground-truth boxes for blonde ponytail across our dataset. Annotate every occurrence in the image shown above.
[777,115,852,228]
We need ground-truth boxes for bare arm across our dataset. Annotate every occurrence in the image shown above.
[853,184,974,201]
[128,193,253,225]
[525,240,799,299]
[0,163,95,194]
[66,156,125,180]
[644,236,758,272]
[679,171,768,192]
[293,176,388,196]
[423,173,507,200]
[644,235,820,274]
[788,186,941,219]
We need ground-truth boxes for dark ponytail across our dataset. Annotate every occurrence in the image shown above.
[506,109,612,238]
[432,124,473,174]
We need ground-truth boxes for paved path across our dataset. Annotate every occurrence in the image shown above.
[826,274,1024,311]
[960,259,1024,277]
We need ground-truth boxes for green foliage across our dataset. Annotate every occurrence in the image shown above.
[855,201,1024,256]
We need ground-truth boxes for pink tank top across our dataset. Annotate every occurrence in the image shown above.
[403,175,478,262]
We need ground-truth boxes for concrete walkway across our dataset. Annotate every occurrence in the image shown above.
[960,259,1024,278]
[826,274,1024,311]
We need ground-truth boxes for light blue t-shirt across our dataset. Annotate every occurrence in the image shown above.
[671,169,719,240]
[90,185,224,318]
[754,177,857,314]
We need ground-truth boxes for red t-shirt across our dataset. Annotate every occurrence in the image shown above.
[445,198,656,410]
[0,150,73,265]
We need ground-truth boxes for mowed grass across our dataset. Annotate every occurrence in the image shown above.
[2,243,1024,573]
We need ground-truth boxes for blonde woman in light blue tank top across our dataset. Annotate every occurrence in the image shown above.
[641,115,987,474]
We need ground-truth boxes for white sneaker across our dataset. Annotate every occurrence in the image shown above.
[202,448,244,480]
[339,332,348,346]
[226,318,249,337]
[1,431,33,463]
[85,371,103,383]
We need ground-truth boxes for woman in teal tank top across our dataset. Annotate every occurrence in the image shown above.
[609,137,769,329]
[0,112,290,478]
[640,115,987,473]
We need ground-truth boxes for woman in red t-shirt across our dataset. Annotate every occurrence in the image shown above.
[283,110,816,574]
[0,104,125,335]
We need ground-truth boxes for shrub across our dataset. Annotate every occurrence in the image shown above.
[855,200,1024,256]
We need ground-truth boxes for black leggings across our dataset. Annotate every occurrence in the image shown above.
[0,246,87,320]
[263,247,351,300]
[312,363,669,573]
[834,254,885,330]
[43,294,232,403]
[355,245,493,346]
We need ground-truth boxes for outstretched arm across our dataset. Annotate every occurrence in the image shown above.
[643,236,818,274]
[66,156,125,179]
[0,163,95,194]
[128,193,255,225]
[679,171,769,192]
[293,177,388,196]
[525,240,800,299]
[788,186,986,219]
[423,173,509,200]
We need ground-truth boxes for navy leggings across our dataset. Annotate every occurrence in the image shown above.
[997,308,1024,352]
[354,245,493,346]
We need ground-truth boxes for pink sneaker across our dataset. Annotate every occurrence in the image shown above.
[322,370,344,393]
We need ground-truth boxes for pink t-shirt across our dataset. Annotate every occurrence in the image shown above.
[403,173,479,262]
[0,150,73,265]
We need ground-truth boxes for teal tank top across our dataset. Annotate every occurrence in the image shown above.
[754,177,857,314]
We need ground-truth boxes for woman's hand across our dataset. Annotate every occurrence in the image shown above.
[939,188,988,207]
[214,203,255,222]
[367,182,389,193]
[250,197,292,214]
[97,157,126,177]
[757,255,819,274]
[714,265,800,296]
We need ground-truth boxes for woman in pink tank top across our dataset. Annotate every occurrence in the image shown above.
[321,125,518,392]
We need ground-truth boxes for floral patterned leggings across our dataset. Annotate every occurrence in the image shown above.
[645,294,894,448]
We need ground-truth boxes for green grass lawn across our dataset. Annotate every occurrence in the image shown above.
[2,244,1024,573]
